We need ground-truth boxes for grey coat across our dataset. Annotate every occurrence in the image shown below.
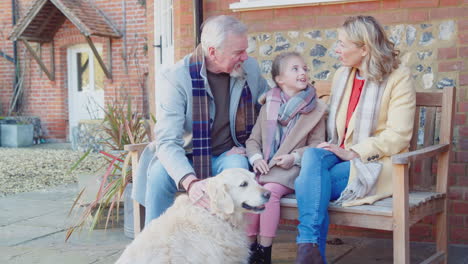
[132,54,270,205]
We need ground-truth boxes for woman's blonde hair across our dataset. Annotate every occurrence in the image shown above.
[342,16,400,82]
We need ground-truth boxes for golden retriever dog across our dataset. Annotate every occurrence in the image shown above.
[115,168,270,264]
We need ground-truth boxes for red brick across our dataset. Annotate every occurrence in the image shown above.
[450,227,468,242]
[316,16,347,28]
[454,113,467,125]
[449,187,465,200]
[460,139,468,151]
[450,163,466,176]
[456,151,468,162]
[408,10,429,22]
[458,176,468,186]
[289,6,322,16]
[438,47,457,60]
[241,9,274,22]
[343,1,380,13]
[382,0,400,9]
[460,102,468,112]
[321,4,344,15]
[401,0,439,8]
[438,61,465,72]
[449,215,465,227]
[461,74,468,86]
[452,201,468,214]
[431,7,468,20]
[373,11,408,25]
[460,32,468,44]
[440,0,462,5]
[460,47,468,58]
[459,19,468,31]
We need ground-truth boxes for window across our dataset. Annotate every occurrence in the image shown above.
[230,0,363,11]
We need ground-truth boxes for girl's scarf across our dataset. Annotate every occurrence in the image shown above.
[263,85,317,161]
[328,67,387,205]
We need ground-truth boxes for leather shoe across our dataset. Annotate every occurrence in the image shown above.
[295,243,324,264]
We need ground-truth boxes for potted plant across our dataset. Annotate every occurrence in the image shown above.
[66,98,152,240]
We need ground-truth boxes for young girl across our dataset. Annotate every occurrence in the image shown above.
[245,52,327,264]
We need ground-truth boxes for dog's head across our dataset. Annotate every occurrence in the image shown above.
[206,168,270,217]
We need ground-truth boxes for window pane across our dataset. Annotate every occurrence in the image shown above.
[77,52,90,92]
[94,56,104,91]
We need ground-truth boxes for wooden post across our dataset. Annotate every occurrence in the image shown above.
[393,163,409,264]
[130,150,142,236]
[435,87,455,264]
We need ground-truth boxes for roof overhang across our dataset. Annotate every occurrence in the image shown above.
[10,0,121,42]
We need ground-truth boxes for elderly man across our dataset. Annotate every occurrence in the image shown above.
[133,15,270,224]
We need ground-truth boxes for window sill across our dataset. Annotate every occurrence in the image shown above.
[230,0,367,12]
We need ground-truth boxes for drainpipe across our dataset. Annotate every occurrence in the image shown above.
[193,0,203,47]
[12,0,19,111]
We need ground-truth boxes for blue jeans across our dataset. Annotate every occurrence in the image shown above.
[144,150,249,225]
[294,148,350,262]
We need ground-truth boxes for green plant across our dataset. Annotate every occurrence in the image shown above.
[66,98,152,241]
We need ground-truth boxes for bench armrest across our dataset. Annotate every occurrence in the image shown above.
[124,143,149,153]
[392,143,449,165]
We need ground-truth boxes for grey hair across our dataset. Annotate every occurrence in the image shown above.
[271,51,304,87]
[200,15,248,54]
[342,15,400,82]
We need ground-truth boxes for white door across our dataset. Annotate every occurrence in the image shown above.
[67,44,105,139]
[155,0,174,70]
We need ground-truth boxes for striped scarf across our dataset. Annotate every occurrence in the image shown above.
[189,45,256,179]
[328,67,387,205]
[263,85,317,161]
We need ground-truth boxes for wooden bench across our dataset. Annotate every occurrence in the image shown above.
[125,86,455,264]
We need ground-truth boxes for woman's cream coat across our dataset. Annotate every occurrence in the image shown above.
[334,66,416,206]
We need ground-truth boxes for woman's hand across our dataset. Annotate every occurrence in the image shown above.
[273,154,295,169]
[317,142,359,161]
[253,159,269,175]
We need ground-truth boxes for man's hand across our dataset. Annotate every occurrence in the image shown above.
[316,142,359,161]
[182,175,210,209]
[273,154,295,169]
[253,159,269,175]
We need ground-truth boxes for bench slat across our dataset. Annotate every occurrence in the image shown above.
[280,191,443,216]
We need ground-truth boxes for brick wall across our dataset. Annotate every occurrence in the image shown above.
[0,0,148,141]
[171,0,468,244]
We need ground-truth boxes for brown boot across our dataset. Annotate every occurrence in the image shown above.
[295,243,324,264]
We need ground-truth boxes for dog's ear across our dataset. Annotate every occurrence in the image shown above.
[207,178,234,215]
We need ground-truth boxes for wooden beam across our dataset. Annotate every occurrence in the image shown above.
[107,38,113,82]
[36,7,59,39]
[85,36,112,80]
[21,38,55,81]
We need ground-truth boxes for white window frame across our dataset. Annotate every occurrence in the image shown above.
[230,0,369,12]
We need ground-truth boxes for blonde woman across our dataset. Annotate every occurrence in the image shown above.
[295,16,416,264]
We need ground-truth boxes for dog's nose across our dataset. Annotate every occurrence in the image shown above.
[262,190,271,201]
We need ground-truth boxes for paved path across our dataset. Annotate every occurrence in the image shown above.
[1,184,467,263]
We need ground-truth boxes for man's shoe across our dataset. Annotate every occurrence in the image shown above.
[295,243,324,264]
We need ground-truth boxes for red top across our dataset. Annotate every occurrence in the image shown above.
[340,74,365,148]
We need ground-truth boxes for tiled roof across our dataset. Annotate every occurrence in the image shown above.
[10,0,121,42]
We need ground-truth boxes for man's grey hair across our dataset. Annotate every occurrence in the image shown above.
[200,15,248,54]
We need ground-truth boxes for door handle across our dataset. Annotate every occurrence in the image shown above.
[153,35,162,64]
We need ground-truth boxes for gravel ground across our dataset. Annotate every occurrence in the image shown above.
[0,143,105,197]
